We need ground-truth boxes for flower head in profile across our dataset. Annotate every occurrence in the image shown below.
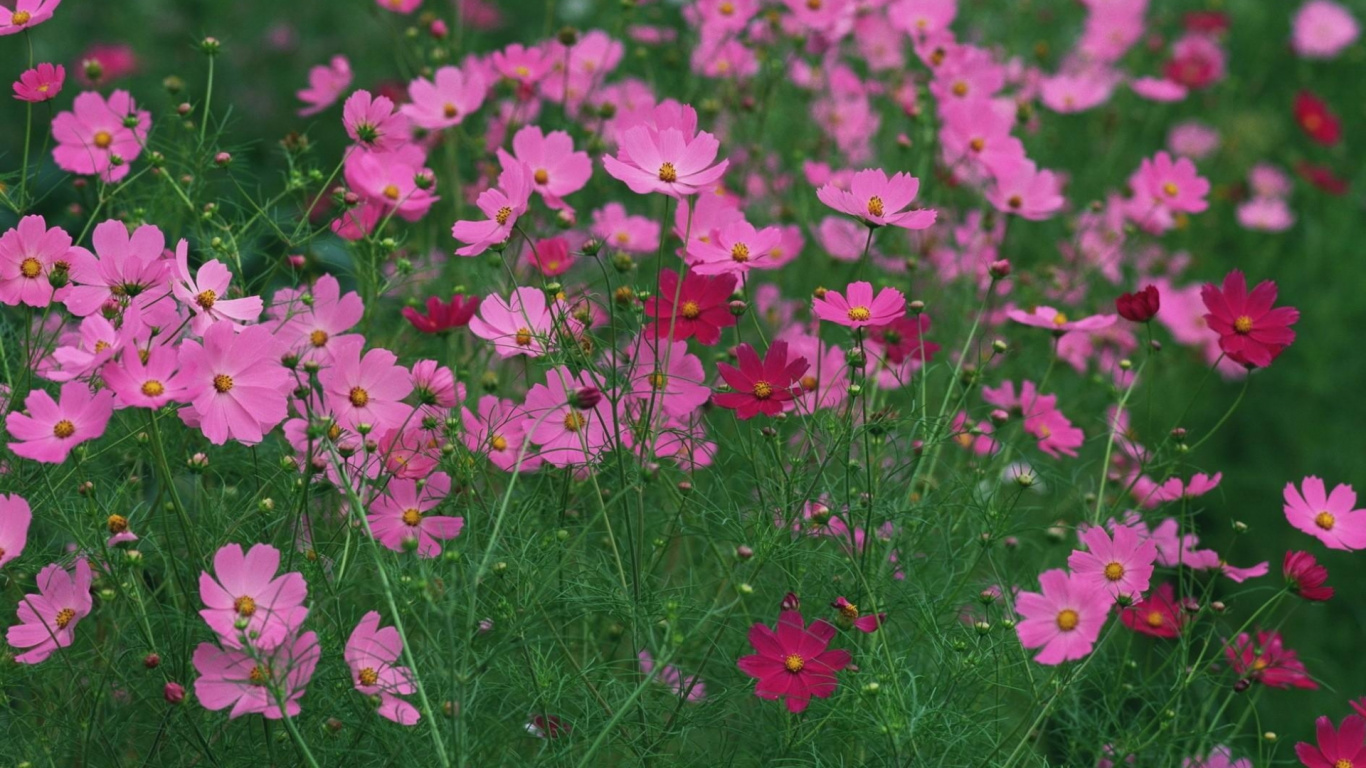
[402,64,486,131]
[816,169,936,230]
[52,90,150,183]
[1294,90,1342,146]
[13,62,64,102]
[198,543,309,650]
[1008,305,1117,335]
[0,493,32,570]
[714,341,809,420]
[193,631,320,719]
[345,611,420,725]
[830,596,885,633]
[403,293,481,334]
[5,382,114,464]
[603,121,729,198]
[1284,551,1333,601]
[1068,524,1158,602]
[1183,746,1250,768]
[813,281,905,329]
[1014,568,1109,664]
[1119,582,1184,638]
[639,650,706,702]
[297,56,351,116]
[7,558,92,664]
[369,472,463,558]
[1296,715,1366,768]
[1224,629,1317,689]
[1201,270,1298,369]
[737,610,851,713]
[1115,285,1160,323]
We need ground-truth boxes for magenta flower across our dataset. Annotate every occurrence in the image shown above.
[344,147,439,222]
[193,631,320,719]
[178,322,290,446]
[714,341,808,420]
[639,650,706,702]
[1007,305,1117,335]
[198,543,309,650]
[13,62,63,102]
[403,293,480,334]
[1200,270,1298,369]
[401,64,486,130]
[5,382,114,464]
[1014,568,1109,664]
[0,0,60,35]
[0,214,76,308]
[1297,715,1366,768]
[296,55,351,117]
[520,366,621,467]
[172,240,262,334]
[1224,630,1317,689]
[103,343,192,409]
[51,89,150,183]
[62,220,168,317]
[490,43,551,87]
[7,558,91,664]
[319,340,413,433]
[643,268,737,346]
[0,493,31,570]
[343,90,407,152]
[498,125,592,209]
[1133,151,1209,214]
[1284,551,1334,602]
[369,471,463,557]
[1068,524,1158,602]
[602,123,729,198]
[736,610,851,713]
[812,281,906,329]
[451,163,533,256]
[468,286,554,358]
[1284,476,1366,551]
[345,611,420,725]
[816,169,936,230]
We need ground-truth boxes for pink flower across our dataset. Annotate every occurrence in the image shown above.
[1130,77,1188,102]
[831,596,884,633]
[61,220,168,317]
[1133,151,1209,214]
[451,163,533,256]
[1184,746,1249,768]
[468,286,554,358]
[13,62,63,102]
[171,240,262,334]
[520,366,621,467]
[1225,630,1317,689]
[1040,68,1119,113]
[603,120,729,198]
[591,203,660,254]
[490,43,551,88]
[736,610,851,713]
[76,43,137,86]
[375,0,420,13]
[178,322,289,446]
[199,543,309,650]
[868,315,939,366]
[1201,270,1298,368]
[369,472,463,558]
[686,219,783,276]
[461,395,542,473]
[1292,1,1360,59]
[277,273,365,366]
[499,125,592,209]
[7,558,91,664]
[193,631,320,719]
[889,0,956,37]
[816,169,936,230]
[521,236,575,277]
[1297,716,1366,768]
[343,90,406,152]
[1165,33,1226,90]
[345,611,420,725]
[1014,568,1109,664]
[5,382,114,464]
[1284,551,1334,601]
[638,650,706,702]
[401,64,486,130]
[644,268,737,345]
[987,160,1066,220]
[1284,476,1366,551]
[0,493,31,570]
[1007,305,1117,335]
[1068,524,1158,602]
[0,214,76,307]
[103,343,193,409]
[713,341,808,420]
[320,340,413,433]
[624,335,710,418]
[297,55,351,117]
[813,281,905,329]
[344,148,439,222]
[0,0,60,34]
[51,89,149,183]
[1236,197,1295,232]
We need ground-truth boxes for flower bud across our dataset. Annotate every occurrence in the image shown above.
[571,387,602,410]
[213,152,232,168]
[144,653,161,669]
[728,300,747,317]
[988,259,1012,279]
[736,544,754,560]
[781,592,800,611]
[164,682,185,704]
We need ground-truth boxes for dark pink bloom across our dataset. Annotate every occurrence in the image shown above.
[0,214,76,308]
[714,341,808,420]
[6,558,91,664]
[1284,476,1366,551]
[1224,630,1317,689]
[403,294,480,334]
[5,382,114,464]
[345,611,420,725]
[1284,551,1334,602]
[61,220,168,317]
[1297,716,1366,768]
[813,281,905,329]
[1116,285,1161,323]
[737,610,851,713]
[1119,582,1184,638]
[644,269,738,346]
[368,472,463,558]
[198,543,309,650]
[1201,270,1298,368]
[13,62,63,102]
[520,366,621,467]
[193,631,320,719]
[461,395,542,473]
[103,343,192,409]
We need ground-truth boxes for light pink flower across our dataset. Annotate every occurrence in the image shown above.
[639,650,706,702]
[1007,305,1117,335]
[1015,568,1109,664]
[0,214,76,307]
[1236,197,1294,232]
[319,340,413,433]
[816,169,936,230]
[987,159,1065,220]
[498,125,592,210]
[813,281,906,329]
[1293,1,1360,59]
[603,120,729,198]
[1040,68,1119,113]
[461,395,543,473]
[468,286,554,358]
[1284,476,1366,551]
[172,240,262,334]
[62,219,168,317]
[103,343,192,409]
[520,367,622,467]
[591,202,660,253]
[1130,77,1188,102]
[344,147,439,222]
[199,543,309,650]
[193,631,320,719]
[297,56,351,117]
[343,90,407,152]
[0,0,60,35]
[13,62,63,102]
[51,89,149,183]
[687,219,783,276]
[369,472,463,557]
[1068,524,1158,602]
[451,163,533,256]
[346,611,420,725]
[7,558,91,664]
[624,334,710,418]
[178,322,289,446]
[5,382,114,463]
[0,493,32,570]
[401,64,486,130]
[1132,151,1209,214]
[375,0,420,12]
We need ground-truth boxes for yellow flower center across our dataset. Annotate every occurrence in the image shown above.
[563,412,585,432]
[752,380,773,399]
[784,653,805,672]
[195,289,217,310]
[969,137,985,153]
[838,602,859,620]
[107,514,129,533]
[657,162,678,182]
[443,103,458,119]
[730,243,750,262]
[93,130,113,149]
[1316,511,1336,530]
[1162,182,1179,197]
[1055,609,1079,631]
[1146,611,1165,628]
[11,10,32,24]
[515,65,530,77]
[495,206,512,225]
[94,340,110,353]
[20,257,42,278]
[213,374,234,393]
[310,329,329,347]
[249,665,268,685]
[719,0,735,13]
[866,196,884,218]
[951,81,968,97]
[847,306,871,322]
[1007,195,1023,209]
[534,168,549,185]
[359,667,379,686]
[1103,562,1125,581]
[234,596,257,617]
[1334,760,1353,768]
[1251,657,1270,671]
[1233,315,1253,334]
[490,434,508,451]
[1052,312,1069,326]
[53,420,76,439]
[680,301,701,319]
[515,327,533,346]
[402,508,422,527]
[648,371,667,389]
[55,607,76,629]
[800,375,818,391]
[349,387,370,407]
[383,184,401,200]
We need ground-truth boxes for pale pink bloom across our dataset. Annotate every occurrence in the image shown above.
[178,322,289,446]
[51,89,150,182]
[1166,122,1220,160]
[1237,197,1294,232]
[369,472,463,557]
[1007,305,1116,334]
[1284,476,1366,551]
[539,30,625,106]
[5,382,114,464]
[103,343,192,409]
[816,169,936,230]
[889,0,956,37]
[987,159,1065,220]
[1183,745,1250,768]
[345,611,420,725]
[930,45,1006,103]
[172,240,262,334]
[7,558,91,664]
[687,219,783,275]
[319,340,413,433]
[521,366,621,467]
[62,219,168,317]
[296,56,351,117]
[603,121,729,199]
[193,631,320,719]
[639,650,706,702]
[468,286,554,358]
[624,334,710,418]
[1130,77,1188,102]
[696,0,758,31]
[13,62,63,102]
[0,0,61,35]
[490,43,552,87]
[1249,163,1293,198]
[591,203,660,253]
[1292,1,1360,59]
[1014,568,1109,665]
[409,359,461,408]
[199,543,309,650]
[277,274,365,366]
[1131,151,1209,213]
[939,97,1023,169]
[1078,0,1147,62]
[780,330,851,412]
[345,147,439,222]
[691,33,759,80]
[1040,68,1119,113]
[343,90,407,152]
[451,163,533,256]
[0,493,32,570]
[46,313,123,382]
[813,281,905,329]
[1135,472,1222,507]
[401,64,487,130]
[461,395,543,472]
[498,125,592,209]
[781,0,854,34]
[0,214,76,307]
[1068,524,1158,602]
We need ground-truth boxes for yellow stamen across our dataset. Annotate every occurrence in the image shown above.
[1056,609,1079,631]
